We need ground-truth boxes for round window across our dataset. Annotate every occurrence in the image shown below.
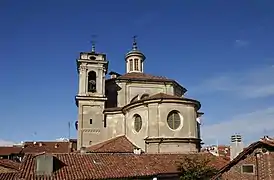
[134,115,142,132]
[167,111,181,130]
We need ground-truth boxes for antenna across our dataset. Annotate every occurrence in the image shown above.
[91,34,97,53]
[216,139,219,155]
[68,121,71,140]
[32,131,37,142]
[263,128,267,137]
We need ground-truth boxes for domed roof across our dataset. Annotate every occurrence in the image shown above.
[125,36,146,60]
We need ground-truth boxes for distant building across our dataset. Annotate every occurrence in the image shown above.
[202,135,244,161]
[202,145,230,160]
[0,147,22,162]
[212,136,274,180]
[0,139,77,161]
[75,38,203,153]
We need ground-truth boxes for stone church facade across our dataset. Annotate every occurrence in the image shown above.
[75,39,203,153]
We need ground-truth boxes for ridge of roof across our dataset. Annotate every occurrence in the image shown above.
[117,72,170,81]
[86,135,139,153]
[123,93,201,110]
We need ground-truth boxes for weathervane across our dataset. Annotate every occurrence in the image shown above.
[132,35,138,50]
[91,35,97,53]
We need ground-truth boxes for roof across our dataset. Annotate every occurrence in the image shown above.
[201,145,230,160]
[105,93,201,112]
[211,137,274,180]
[86,135,139,153]
[117,72,170,81]
[0,146,22,156]
[110,72,187,93]
[104,107,122,112]
[126,93,201,110]
[0,159,20,171]
[0,172,18,179]
[21,141,74,154]
[15,153,226,180]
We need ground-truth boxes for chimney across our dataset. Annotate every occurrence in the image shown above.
[109,71,121,79]
[35,154,54,176]
[133,148,141,155]
[80,147,87,154]
[68,142,72,153]
[230,134,244,161]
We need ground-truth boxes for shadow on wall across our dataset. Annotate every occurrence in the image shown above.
[105,81,122,108]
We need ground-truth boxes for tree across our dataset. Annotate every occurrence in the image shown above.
[177,154,219,180]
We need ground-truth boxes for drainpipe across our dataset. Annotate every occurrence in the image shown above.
[255,152,259,180]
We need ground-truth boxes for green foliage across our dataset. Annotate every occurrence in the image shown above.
[177,154,219,180]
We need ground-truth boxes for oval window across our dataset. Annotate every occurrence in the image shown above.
[134,114,142,132]
[167,111,181,130]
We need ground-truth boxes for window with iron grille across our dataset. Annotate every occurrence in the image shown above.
[167,111,181,130]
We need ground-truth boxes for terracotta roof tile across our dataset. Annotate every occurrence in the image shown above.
[117,72,170,81]
[22,141,74,154]
[86,135,138,153]
[0,159,20,171]
[0,146,22,156]
[113,72,187,93]
[16,153,226,180]
[0,172,18,179]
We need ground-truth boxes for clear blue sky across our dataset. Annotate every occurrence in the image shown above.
[1,0,274,145]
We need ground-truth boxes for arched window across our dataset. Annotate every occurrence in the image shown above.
[140,94,149,99]
[167,110,181,130]
[134,114,142,132]
[130,95,139,103]
[88,71,96,92]
[129,59,133,71]
[134,59,139,71]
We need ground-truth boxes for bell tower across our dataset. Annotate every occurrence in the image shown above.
[75,42,108,149]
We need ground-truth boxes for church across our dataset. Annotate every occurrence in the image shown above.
[75,38,203,153]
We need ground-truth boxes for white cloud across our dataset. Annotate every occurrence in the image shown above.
[0,139,15,146]
[195,65,274,145]
[235,39,249,48]
[202,107,274,145]
[197,65,274,99]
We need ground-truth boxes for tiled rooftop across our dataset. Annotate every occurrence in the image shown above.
[16,153,226,180]
[0,147,22,156]
[22,141,75,154]
[86,135,139,153]
[0,159,20,171]
[117,72,170,81]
